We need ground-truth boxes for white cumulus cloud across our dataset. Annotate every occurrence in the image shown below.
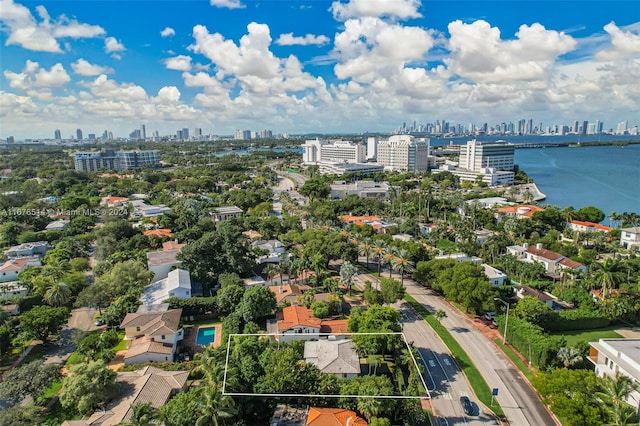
[164,55,193,71]
[0,0,105,52]
[160,27,176,37]
[276,33,330,46]
[71,59,114,76]
[4,61,70,90]
[595,22,640,60]
[330,0,421,21]
[210,0,244,9]
[105,36,126,54]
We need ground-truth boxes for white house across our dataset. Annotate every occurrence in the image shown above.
[146,247,183,282]
[568,220,613,234]
[45,219,69,232]
[589,339,640,413]
[120,305,184,365]
[435,252,483,264]
[141,269,192,305]
[128,200,171,218]
[0,282,29,300]
[482,264,508,286]
[0,257,41,283]
[4,241,51,258]
[304,339,361,379]
[507,243,587,277]
[272,305,321,342]
[620,227,640,250]
[251,239,286,264]
[330,180,391,200]
[211,206,243,222]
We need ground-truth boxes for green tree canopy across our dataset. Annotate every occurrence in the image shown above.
[19,305,69,344]
[60,360,119,416]
[0,360,61,404]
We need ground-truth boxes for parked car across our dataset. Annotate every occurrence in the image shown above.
[95,318,104,326]
[460,396,474,415]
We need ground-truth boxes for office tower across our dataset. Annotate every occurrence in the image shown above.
[376,135,430,172]
[616,121,628,134]
[596,121,604,133]
[54,129,61,140]
[88,134,96,140]
[182,128,189,140]
[141,124,146,140]
[108,132,113,140]
[260,129,272,139]
[176,130,183,140]
[76,128,83,140]
[129,129,141,140]
[102,130,108,140]
[525,119,533,135]
[573,121,579,133]
[194,128,202,138]
[582,121,588,135]
[587,123,596,134]
[458,139,515,172]
[6,136,14,144]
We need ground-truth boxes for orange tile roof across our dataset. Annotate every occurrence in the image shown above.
[497,205,544,217]
[307,407,367,426]
[269,284,311,304]
[144,229,174,238]
[162,241,186,251]
[277,306,321,331]
[559,258,584,269]
[340,215,381,223]
[319,320,349,335]
[570,220,613,231]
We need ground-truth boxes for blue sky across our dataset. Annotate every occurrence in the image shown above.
[1,0,639,139]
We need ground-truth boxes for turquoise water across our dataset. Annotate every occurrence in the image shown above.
[514,144,640,214]
[196,326,216,346]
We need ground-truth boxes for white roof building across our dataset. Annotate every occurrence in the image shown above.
[304,339,360,379]
[589,339,640,413]
[141,269,192,305]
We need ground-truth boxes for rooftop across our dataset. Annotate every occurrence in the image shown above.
[307,407,367,426]
[147,248,182,267]
[120,308,182,336]
[304,339,360,375]
[277,305,321,331]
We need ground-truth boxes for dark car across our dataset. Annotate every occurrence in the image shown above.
[460,396,474,415]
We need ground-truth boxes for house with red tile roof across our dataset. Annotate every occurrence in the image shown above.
[495,204,544,222]
[143,228,174,239]
[306,407,367,426]
[507,243,587,277]
[0,257,41,283]
[269,284,312,304]
[271,306,351,342]
[568,220,613,233]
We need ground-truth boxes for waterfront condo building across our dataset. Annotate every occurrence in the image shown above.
[116,150,160,170]
[303,139,366,165]
[376,135,430,172]
[458,139,515,172]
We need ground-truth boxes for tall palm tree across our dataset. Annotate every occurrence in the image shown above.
[391,249,415,286]
[44,281,71,307]
[356,389,383,421]
[556,347,583,369]
[371,240,386,275]
[383,247,397,278]
[592,258,623,298]
[340,261,358,296]
[194,380,237,426]
[358,238,373,268]
[309,252,326,288]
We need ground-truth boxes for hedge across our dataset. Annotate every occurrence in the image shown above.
[538,309,610,332]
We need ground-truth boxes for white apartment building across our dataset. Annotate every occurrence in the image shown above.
[376,135,430,172]
[589,339,640,413]
[434,164,515,186]
[330,180,391,200]
[458,139,515,172]
[366,136,378,160]
[620,227,640,250]
[303,139,366,165]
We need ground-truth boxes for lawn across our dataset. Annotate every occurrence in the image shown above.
[550,326,622,347]
[112,331,127,352]
[404,295,505,419]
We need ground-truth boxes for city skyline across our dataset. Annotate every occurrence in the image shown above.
[1,0,639,139]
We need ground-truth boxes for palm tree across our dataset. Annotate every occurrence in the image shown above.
[592,258,623,298]
[121,402,158,426]
[383,247,397,278]
[340,260,358,296]
[309,252,326,288]
[44,281,71,307]
[391,249,414,286]
[194,380,237,426]
[357,388,383,421]
[358,238,373,268]
[556,347,583,369]
[371,240,386,275]
[596,374,639,426]
[434,309,447,327]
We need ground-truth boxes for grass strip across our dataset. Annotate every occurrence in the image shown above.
[404,295,505,418]
[493,339,534,380]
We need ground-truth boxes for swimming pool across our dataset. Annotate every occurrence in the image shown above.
[196,326,216,346]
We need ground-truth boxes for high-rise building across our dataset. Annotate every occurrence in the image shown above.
[76,128,83,140]
[194,128,202,138]
[116,150,160,170]
[54,129,61,140]
[376,135,430,172]
[573,121,579,133]
[88,134,96,140]
[182,128,189,140]
[6,136,15,144]
[458,139,515,172]
[303,139,366,164]
[141,124,146,140]
[176,130,183,140]
[366,136,378,160]
[582,121,588,135]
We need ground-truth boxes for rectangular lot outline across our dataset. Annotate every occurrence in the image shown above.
[222,332,431,399]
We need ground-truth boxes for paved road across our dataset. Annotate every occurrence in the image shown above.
[402,278,557,426]
[352,274,497,426]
